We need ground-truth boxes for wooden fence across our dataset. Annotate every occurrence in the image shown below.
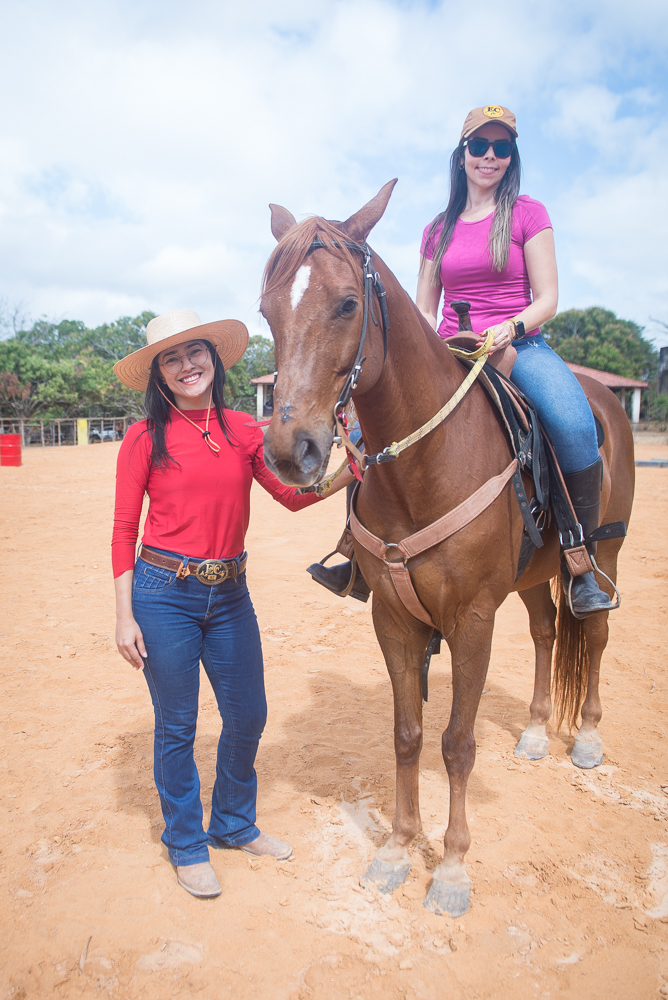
[0,417,132,446]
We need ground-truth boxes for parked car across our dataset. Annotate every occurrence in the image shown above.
[89,424,116,443]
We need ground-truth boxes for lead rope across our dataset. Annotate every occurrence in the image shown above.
[157,358,221,454]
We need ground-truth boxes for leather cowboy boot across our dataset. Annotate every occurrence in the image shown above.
[306,483,371,602]
[561,457,617,618]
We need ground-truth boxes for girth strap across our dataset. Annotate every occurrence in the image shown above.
[350,457,519,627]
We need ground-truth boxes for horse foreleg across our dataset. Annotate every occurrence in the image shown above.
[360,598,428,894]
[515,581,556,760]
[425,615,494,917]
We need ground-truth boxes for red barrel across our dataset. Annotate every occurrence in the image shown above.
[0,434,22,467]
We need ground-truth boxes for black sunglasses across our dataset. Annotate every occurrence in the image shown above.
[463,137,514,159]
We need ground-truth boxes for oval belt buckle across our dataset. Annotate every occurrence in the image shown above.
[195,559,229,585]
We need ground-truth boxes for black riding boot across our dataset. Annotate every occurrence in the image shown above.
[306,483,371,603]
[561,457,617,618]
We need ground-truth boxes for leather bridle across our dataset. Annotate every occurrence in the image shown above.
[306,237,389,474]
[309,240,388,400]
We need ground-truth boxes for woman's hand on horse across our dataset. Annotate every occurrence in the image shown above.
[476,320,515,353]
[116,617,147,670]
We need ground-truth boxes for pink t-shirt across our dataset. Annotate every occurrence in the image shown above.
[420,195,552,339]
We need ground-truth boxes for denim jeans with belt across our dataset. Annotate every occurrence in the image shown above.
[132,549,266,867]
[510,334,600,475]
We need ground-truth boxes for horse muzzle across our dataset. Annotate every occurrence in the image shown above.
[263,425,332,487]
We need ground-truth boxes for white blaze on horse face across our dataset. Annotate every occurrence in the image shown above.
[290,265,311,311]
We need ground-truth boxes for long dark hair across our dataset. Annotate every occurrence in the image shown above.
[143,340,232,468]
[420,137,521,281]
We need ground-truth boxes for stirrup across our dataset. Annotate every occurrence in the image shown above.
[565,556,621,619]
[308,550,358,598]
[335,552,358,599]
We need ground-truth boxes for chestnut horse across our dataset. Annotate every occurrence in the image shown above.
[260,180,634,916]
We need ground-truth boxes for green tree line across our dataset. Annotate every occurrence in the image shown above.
[541,307,666,421]
[0,305,665,422]
[0,313,275,420]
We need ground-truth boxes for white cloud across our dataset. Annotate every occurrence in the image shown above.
[0,0,666,346]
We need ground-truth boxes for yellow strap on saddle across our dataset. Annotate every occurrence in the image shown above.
[447,327,495,360]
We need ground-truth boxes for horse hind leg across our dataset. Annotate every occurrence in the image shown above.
[570,546,620,768]
[570,611,607,768]
[514,581,556,760]
[552,543,619,768]
[360,599,427,894]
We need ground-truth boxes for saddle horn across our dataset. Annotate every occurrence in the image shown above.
[450,301,473,332]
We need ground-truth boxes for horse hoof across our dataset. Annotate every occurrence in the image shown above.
[571,738,603,769]
[424,879,470,917]
[514,732,549,760]
[360,858,411,894]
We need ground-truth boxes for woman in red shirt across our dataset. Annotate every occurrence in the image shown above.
[112,310,348,899]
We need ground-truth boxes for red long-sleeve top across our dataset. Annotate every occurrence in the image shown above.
[111,408,320,578]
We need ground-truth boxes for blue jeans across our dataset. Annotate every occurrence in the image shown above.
[132,550,266,867]
[510,334,599,474]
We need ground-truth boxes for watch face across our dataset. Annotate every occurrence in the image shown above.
[515,321,526,338]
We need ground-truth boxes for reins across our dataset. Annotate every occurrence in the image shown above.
[363,329,494,466]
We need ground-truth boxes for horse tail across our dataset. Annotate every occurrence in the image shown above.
[551,576,589,731]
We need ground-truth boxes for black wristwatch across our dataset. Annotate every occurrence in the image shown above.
[513,320,526,340]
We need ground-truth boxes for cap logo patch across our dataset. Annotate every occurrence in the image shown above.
[483,105,504,118]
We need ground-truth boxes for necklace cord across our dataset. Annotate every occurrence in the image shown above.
[156,355,221,454]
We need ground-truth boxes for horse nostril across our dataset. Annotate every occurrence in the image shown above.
[296,435,323,476]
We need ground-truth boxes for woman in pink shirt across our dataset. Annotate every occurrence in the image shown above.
[310,106,615,619]
[415,104,615,617]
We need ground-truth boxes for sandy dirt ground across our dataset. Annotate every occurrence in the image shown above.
[1,438,667,1000]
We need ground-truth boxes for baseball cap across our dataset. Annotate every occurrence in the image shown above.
[460,105,518,141]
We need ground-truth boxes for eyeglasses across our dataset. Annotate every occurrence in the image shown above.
[159,346,210,375]
[464,137,514,159]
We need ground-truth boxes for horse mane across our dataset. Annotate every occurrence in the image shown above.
[262,216,361,297]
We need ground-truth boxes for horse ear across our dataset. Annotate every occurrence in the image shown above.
[340,179,398,243]
[269,204,297,241]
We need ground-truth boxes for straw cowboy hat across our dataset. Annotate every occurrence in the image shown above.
[113,310,249,391]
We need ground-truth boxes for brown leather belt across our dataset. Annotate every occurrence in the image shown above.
[140,546,248,586]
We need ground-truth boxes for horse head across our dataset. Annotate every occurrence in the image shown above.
[260,179,397,486]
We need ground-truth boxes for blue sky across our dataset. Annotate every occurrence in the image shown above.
[0,0,666,346]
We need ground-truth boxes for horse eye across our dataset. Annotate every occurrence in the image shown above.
[338,297,358,316]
